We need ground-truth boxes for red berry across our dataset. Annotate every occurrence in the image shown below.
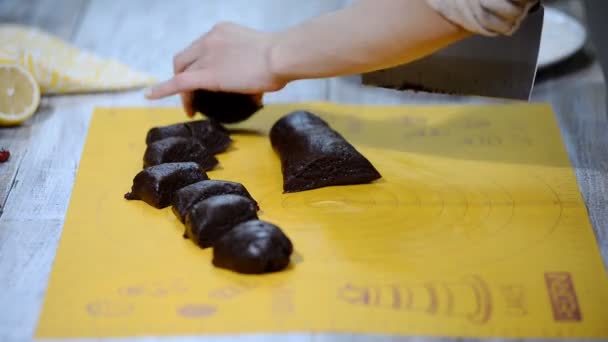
[0,149,10,163]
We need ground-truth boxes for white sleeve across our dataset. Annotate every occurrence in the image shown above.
[426,0,539,36]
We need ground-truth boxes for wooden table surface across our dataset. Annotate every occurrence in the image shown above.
[1,0,607,341]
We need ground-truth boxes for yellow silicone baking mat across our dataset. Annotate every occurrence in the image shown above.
[36,103,608,338]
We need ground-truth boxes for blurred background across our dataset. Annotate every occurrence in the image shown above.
[1,0,605,105]
[535,0,606,89]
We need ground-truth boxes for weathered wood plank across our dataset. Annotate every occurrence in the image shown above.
[0,219,64,342]
[0,0,90,218]
[0,119,33,217]
[0,0,90,40]
[0,100,92,342]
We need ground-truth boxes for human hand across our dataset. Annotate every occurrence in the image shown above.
[144,22,287,116]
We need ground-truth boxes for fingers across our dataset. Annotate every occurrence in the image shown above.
[173,48,199,74]
[252,93,263,106]
[173,37,205,74]
[180,60,207,116]
[181,92,194,117]
[144,71,217,99]
[481,0,523,20]
[173,25,219,74]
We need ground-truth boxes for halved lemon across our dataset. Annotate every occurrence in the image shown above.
[0,64,40,126]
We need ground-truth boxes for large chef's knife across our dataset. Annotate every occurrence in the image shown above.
[362,4,544,100]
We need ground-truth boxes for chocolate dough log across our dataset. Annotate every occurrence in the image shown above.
[192,90,262,124]
[172,180,258,223]
[269,110,382,192]
[143,137,218,171]
[184,194,258,248]
[146,119,232,154]
[212,220,293,274]
[124,162,208,209]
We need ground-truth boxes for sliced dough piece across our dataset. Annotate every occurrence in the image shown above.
[146,119,232,154]
[212,220,293,274]
[172,180,258,223]
[143,136,218,171]
[184,194,258,248]
[192,90,262,124]
[124,162,208,208]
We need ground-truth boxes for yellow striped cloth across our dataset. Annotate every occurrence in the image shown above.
[0,24,156,94]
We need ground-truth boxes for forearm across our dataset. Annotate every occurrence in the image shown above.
[269,0,470,82]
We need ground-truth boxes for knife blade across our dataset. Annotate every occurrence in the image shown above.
[361,4,544,100]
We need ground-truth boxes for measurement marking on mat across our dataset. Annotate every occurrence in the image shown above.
[545,272,582,322]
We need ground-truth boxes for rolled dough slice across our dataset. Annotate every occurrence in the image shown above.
[146,119,232,154]
[192,90,262,124]
[212,220,293,274]
[184,194,258,248]
[124,162,208,209]
[172,180,258,223]
[143,137,218,171]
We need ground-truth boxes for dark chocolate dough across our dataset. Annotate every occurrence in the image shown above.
[269,110,382,192]
[172,180,258,223]
[146,119,232,154]
[191,90,262,124]
[124,162,208,209]
[184,194,258,248]
[212,220,293,274]
[143,136,218,171]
